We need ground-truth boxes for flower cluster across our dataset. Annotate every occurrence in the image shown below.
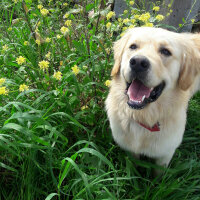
[2,45,8,51]
[16,56,26,65]
[45,52,51,60]
[0,78,6,85]
[39,60,50,71]
[0,78,8,95]
[153,6,160,12]
[106,11,115,20]
[139,12,151,22]
[0,87,9,95]
[60,26,69,35]
[105,80,111,87]
[19,84,29,92]
[71,65,80,76]
[53,71,62,80]
[65,20,72,27]
[40,8,49,16]
[156,14,165,21]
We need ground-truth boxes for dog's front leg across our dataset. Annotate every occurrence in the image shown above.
[154,151,175,175]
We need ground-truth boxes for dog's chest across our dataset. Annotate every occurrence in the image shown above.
[111,117,184,157]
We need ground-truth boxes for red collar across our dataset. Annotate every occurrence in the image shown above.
[138,122,160,132]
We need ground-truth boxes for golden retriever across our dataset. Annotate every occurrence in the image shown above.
[105,27,200,172]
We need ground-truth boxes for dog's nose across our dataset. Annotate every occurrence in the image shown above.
[130,56,150,73]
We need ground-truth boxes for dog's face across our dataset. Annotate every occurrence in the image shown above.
[111,27,200,109]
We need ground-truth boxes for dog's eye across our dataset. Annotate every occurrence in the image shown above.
[130,44,138,50]
[160,48,172,56]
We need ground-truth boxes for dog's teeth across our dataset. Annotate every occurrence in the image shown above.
[142,95,145,101]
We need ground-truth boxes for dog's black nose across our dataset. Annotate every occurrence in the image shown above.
[130,56,150,73]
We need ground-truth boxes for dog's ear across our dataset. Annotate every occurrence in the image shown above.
[178,34,200,91]
[111,32,130,77]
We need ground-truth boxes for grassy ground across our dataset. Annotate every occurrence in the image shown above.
[0,1,200,199]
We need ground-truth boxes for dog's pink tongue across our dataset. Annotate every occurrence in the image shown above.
[127,80,151,101]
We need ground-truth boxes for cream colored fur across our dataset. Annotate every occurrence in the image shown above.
[106,27,200,168]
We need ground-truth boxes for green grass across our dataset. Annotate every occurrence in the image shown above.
[0,0,200,199]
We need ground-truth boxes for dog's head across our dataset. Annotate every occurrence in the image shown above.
[111,27,200,109]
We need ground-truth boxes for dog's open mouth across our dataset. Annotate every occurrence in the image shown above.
[126,79,165,109]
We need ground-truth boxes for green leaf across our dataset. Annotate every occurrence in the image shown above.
[45,193,58,200]
[0,162,17,173]
[77,148,115,171]
[86,4,94,12]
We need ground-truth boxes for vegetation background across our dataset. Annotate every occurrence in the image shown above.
[0,0,200,199]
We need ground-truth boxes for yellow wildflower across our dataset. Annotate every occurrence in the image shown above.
[170,9,173,13]
[123,18,130,24]
[40,8,49,16]
[153,6,160,11]
[106,11,115,20]
[16,56,26,65]
[129,1,134,6]
[2,45,8,51]
[0,78,6,86]
[134,14,140,19]
[8,27,12,31]
[156,14,165,21]
[144,22,153,27]
[13,0,18,3]
[0,87,9,95]
[118,18,122,23]
[56,34,62,39]
[105,80,111,87]
[37,4,43,9]
[129,24,135,28]
[38,60,50,70]
[45,52,51,60]
[131,19,136,24]
[53,71,62,80]
[191,19,195,23]
[64,13,69,19]
[36,39,41,45]
[63,3,68,6]
[168,4,172,8]
[65,20,72,27]
[45,37,51,43]
[124,10,128,14]
[106,22,111,29]
[60,61,63,66]
[60,26,69,35]
[81,105,88,111]
[120,32,125,37]
[24,41,29,46]
[122,27,128,32]
[139,13,150,22]
[71,65,80,75]
[19,84,29,92]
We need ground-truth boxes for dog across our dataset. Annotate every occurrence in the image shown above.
[105,27,200,172]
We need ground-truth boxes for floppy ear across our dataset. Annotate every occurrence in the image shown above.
[178,34,200,91]
[111,32,130,77]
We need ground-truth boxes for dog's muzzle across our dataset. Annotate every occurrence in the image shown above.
[125,56,165,109]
